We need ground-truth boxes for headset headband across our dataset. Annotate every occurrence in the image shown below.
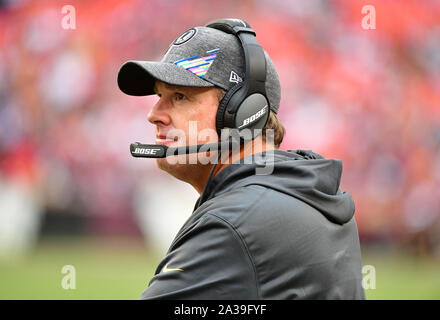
[205,19,267,114]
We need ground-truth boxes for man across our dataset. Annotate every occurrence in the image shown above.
[118,19,365,299]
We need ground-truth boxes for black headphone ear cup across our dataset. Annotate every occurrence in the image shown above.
[216,82,243,136]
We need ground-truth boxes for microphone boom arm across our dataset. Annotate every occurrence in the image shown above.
[130,140,240,158]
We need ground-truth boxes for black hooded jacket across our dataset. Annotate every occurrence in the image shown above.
[139,149,365,299]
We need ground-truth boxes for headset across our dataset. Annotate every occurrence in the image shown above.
[205,18,270,140]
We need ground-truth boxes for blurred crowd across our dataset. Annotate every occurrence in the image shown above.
[0,0,439,256]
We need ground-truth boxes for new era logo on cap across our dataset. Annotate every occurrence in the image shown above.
[229,70,242,84]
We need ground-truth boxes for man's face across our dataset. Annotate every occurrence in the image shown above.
[147,80,220,178]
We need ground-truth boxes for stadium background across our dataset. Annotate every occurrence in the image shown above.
[0,0,439,299]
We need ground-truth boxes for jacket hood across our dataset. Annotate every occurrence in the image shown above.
[198,149,355,225]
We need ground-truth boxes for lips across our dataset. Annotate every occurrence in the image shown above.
[156,134,178,146]
[156,137,175,145]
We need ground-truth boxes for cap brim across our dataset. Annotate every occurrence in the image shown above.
[117,60,214,96]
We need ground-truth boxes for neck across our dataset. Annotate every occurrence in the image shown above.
[211,135,275,182]
[185,136,275,195]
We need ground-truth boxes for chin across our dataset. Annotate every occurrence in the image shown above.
[156,156,208,184]
[156,157,176,174]
[156,157,189,180]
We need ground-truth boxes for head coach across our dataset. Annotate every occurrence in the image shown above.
[117,18,365,300]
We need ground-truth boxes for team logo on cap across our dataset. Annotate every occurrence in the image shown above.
[173,28,197,45]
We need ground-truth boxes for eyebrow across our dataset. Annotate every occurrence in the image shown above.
[154,82,189,95]
[153,82,162,94]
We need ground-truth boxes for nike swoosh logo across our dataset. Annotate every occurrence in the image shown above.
[162,263,183,273]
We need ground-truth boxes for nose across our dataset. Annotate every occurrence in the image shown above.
[147,98,171,126]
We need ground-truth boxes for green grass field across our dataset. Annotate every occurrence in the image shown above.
[0,237,439,299]
[0,237,159,300]
[360,248,440,299]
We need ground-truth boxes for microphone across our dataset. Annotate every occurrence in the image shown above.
[130,139,240,158]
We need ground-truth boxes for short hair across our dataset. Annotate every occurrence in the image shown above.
[216,88,285,148]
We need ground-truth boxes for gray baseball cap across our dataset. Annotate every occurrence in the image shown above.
[117,25,281,113]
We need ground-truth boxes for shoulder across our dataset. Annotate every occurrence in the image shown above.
[200,184,325,262]
[201,184,333,266]
[142,204,261,299]
[202,184,321,230]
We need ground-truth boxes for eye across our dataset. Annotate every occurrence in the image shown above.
[174,92,186,101]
